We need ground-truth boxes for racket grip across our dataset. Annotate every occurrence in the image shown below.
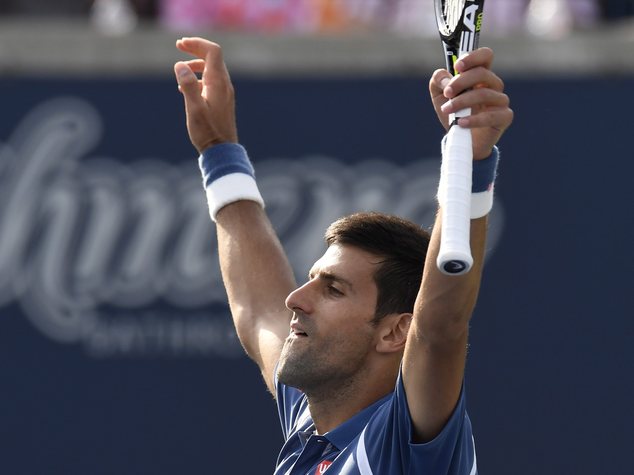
[437,110,473,275]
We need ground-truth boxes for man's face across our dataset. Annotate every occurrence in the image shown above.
[277,243,382,394]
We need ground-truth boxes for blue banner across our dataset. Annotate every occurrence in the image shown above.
[0,76,631,474]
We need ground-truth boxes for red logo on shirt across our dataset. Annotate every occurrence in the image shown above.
[315,460,332,474]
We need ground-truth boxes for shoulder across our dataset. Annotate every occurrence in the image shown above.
[359,371,476,474]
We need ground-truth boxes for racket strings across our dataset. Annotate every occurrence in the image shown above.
[442,0,466,34]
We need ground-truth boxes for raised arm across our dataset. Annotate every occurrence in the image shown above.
[174,38,295,393]
[402,48,513,442]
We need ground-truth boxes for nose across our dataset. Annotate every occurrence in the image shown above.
[285,280,313,315]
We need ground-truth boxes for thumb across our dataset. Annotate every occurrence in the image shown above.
[174,61,201,105]
[429,69,453,99]
[429,69,454,132]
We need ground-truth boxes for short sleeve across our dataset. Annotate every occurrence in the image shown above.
[362,370,477,474]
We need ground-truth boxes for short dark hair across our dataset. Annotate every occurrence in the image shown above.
[324,212,430,322]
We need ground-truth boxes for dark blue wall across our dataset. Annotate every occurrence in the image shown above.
[0,75,632,474]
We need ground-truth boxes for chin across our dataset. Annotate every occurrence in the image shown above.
[278,353,313,390]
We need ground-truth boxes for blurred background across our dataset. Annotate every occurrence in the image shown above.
[0,1,632,474]
[0,0,632,36]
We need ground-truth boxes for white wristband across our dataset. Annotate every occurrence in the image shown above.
[198,143,264,221]
[470,185,495,219]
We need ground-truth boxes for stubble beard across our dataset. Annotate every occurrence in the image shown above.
[276,333,373,398]
[277,338,323,393]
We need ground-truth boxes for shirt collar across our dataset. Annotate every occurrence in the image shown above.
[322,393,392,450]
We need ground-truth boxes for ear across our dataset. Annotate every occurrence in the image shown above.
[375,313,412,354]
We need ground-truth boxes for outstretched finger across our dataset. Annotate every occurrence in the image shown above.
[176,37,220,59]
[176,37,230,88]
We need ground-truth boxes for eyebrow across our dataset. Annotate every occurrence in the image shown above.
[308,271,354,290]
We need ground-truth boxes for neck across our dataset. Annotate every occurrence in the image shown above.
[304,368,396,435]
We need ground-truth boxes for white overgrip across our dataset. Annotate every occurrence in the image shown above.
[437,108,473,275]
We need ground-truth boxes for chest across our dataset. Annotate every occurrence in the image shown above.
[275,430,374,475]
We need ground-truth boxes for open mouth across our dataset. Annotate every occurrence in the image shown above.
[290,322,308,338]
[290,320,308,338]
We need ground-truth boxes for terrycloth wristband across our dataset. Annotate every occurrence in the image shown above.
[438,138,500,219]
[470,146,499,219]
[198,143,264,221]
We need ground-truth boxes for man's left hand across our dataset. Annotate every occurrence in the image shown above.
[429,47,514,160]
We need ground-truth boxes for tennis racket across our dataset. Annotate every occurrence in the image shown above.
[434,0,485,275]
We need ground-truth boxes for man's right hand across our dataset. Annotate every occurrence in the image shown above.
[174,37,238,154]
[175,38,295,395]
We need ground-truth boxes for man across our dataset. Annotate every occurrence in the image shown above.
[174,37,513,474]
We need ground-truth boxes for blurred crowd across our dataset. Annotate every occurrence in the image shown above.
[0,0,632,37]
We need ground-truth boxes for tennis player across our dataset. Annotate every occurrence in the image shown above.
[174,37,512,475]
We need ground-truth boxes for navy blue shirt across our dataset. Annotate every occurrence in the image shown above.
[274,370,477,475]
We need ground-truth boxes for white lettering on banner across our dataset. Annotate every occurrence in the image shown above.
[0,98,504,358]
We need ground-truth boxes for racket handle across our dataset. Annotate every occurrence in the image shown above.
[437,108,473,275]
